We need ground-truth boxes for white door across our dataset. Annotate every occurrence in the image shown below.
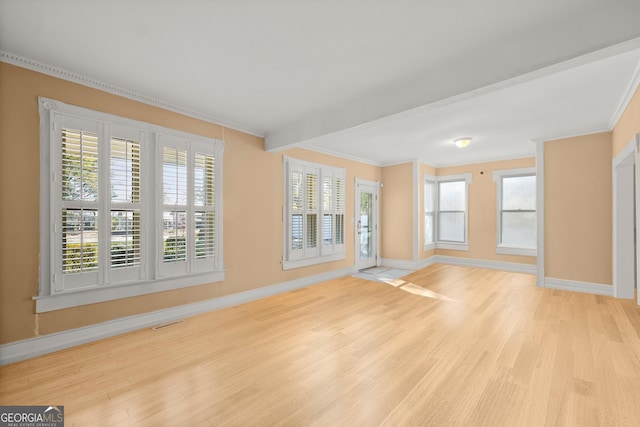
[355,179,380,270]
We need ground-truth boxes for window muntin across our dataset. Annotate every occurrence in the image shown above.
[284,157,346,269]
[39,97,224,312]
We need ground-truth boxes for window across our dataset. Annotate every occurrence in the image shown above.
[494,168,536,256]
[284,157,346,270]
[423,173,472,251]
[38,97,224,312]
[424,175,436,248]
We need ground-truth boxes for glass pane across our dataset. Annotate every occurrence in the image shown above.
[425,180,435,213]
[307,173,317,210]
[502,212,536,247]
[336,214,344,245]
[110,210,141,268]
[336,178,345,212]
[439,181,465,211]
[62,128,99,202]
[438,212,465,242]
[503,175,536,210]
[291,170,303,212]
[163,147,187,205]
[111,137,141,203]
[194,153,215,207]
[195,211,215,259]
[292,214,303,250]
[307,214,317,248]
[323,214,333,246]
[323,176,333,211]
[163,211,187,262]
[360,192,373,259]
[424,212,434,244]
[62,209,98,273]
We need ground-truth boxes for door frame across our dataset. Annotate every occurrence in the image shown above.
[355,178,381,270]
[613,133,640,301]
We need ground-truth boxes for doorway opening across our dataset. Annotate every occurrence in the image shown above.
[613,134,639,302]
[355,179,380,270]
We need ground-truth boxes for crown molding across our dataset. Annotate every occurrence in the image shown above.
[0,50,265,138]
[300,144,383,167]
[531,125,612,144]
[609,60,640,129]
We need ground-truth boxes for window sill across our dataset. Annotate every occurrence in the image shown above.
[496,245,537,257]
[282,253,346,271]
[423,242,436,251]
[34,270,225,313]
[436,242,469,251]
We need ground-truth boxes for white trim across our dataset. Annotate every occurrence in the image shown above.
[380,258,418,270]
[423,173,436,250]
[413,160,420,266]
[1,266,357,366]
[535,141,545,287]
[436,255,536,274]
[532,126,612,144]
[609,61,640,129]
[282,253,346,271]
[612,134,640,299]
[544,277,613,296]
[35,271,225,313]
[492,167,536,181]
[436,242,469,251]
[301,145,382,167]
[381,256,535,274]
[423,243,436,251]
[418,256,437,269]
[1,50,264,138]
[496,245,537,257]
[355,178,381,270]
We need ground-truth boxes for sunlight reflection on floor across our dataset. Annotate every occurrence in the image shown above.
[379,279,457,302]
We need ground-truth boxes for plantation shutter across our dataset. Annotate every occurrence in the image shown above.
[109,127,145,282]
[57,117,101,291]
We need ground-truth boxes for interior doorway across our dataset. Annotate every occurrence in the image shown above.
[355,179,380,270]
[613,134,639,302]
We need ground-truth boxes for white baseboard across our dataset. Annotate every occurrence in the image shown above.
[0,266,357,366]
[435,255,537,274]
[544,277,613,296]
[379,258,419,270]
[380,255,534,274]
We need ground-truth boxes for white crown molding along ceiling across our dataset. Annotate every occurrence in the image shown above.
[1,1,640,167]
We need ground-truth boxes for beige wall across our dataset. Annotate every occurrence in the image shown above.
[544,132,612,285]
[435,158,537,265]
[612,85,640,158]
[380,162,414,261]
[0,63,381,344]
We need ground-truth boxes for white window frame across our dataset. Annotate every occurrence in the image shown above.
[37,97,224,313]
[423,173,472,251]
[283,157,346,270]
[493,167,537,256]
[423,174,436,251]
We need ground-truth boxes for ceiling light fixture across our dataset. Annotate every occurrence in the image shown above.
[454,137,472,148]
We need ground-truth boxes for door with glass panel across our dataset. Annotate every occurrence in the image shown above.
[355,179,379,270]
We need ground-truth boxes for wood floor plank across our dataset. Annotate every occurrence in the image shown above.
[2,264,640,426]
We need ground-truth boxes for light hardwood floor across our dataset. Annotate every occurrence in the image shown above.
[2,264,640,426]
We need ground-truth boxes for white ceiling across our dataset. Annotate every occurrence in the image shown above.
[2,0,640,166]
